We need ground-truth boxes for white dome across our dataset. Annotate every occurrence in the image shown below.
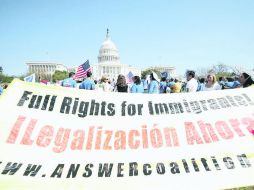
[98,29,120,64]
[100,38,117,51]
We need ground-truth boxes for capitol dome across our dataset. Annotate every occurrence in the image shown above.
[98,29,120,64]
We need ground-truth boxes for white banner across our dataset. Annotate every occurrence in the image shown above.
[0,79,254,190]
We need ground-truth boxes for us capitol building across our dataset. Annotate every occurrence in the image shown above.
[26,30,176,80]
[92,29,140,80]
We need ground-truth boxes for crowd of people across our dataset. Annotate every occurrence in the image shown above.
[59,70,254,94]
[0,70,253,96]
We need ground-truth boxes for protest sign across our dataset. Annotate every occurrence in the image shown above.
[0,79,254,189]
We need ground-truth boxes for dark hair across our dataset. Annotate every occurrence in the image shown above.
[242,72,254,88]
[161,77,166,82]
[116,74,128,92]
[226,77,233,82]
[219,76,223,81]
[117,85,128,92]
[116,74,127,87]
[150,73,156,81]
[69,72,75,78]
[199,78,205,83]
[87,71,92,77]
[187,70,195,78]
[133,76,141,85]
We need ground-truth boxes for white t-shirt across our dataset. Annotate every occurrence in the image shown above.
[202,82,221,91]
[186,78,198,92]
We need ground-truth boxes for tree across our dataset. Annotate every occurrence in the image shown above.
[0,66,2,73]
[211,62,232,74]
[195,67,211,78]
[52,70,68,82]
[195,63,236,80]
[0,73,14,83]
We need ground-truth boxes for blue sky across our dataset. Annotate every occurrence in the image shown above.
[0,0,254,76]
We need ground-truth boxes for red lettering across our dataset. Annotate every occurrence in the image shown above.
[36,125,54,147]
[53,128,71,153]
[185,122,203,145]
[198,120,219,143]
[215,121,234,139]
[114,130,126,150]
[229,119,245,137]
[103,130,112,150]
[86,127,94,150]
[241,117,254,135]
[6,115,26,144]
[163,127,179,147]
[128,130,140,149]
[71,130,85,150]
[20,118,37,145]
[95,127,102,150]
[141,125,148,148]
[150,127,163,148]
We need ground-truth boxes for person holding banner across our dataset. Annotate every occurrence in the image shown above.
[148,72,159,94]
[239,72,254,88]
[61,72,77,88]
[159,77,167,93]
[170,78,182,93]
[130,76,144,93]
[224,77,241,89]
[201,74,221,91]
[79,71,95,90]
[115,74,128,92]
[185,70,198,92]
[100,76,112,92]
[0,84,3,95]
[142,75,149,93]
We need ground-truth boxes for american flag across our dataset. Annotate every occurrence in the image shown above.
[74,60,91,79]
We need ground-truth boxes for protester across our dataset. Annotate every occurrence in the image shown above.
[170,79,182,93]
[167,78,175,87]
[100,76,112,92]
[61,72,77,88]
[130,76,144,93]
[218,76,227,89]
[142,75,149,93]
[159,77,167,93]
[185,70,198,92]
[224,77,241,89]
[115,74,128,92]
[111,78,116,90]
[166,78,175,93]
[197,77,205,91]
[0,85,3,96]
[238,72,254,88]
[79,71,95,90]
[201,74,221,91]
[148,72,159,94]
